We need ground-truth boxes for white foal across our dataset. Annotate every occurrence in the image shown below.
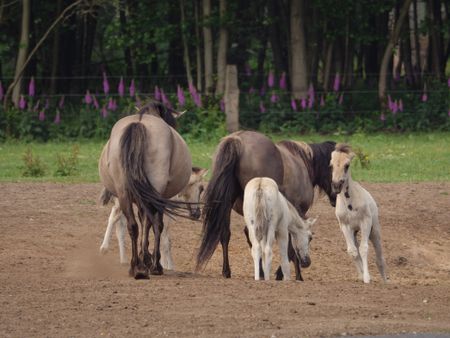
[99,167,208,269]
[330,144,387,283]
[243,177,316,281]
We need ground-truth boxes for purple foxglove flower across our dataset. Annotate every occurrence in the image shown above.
[154,86,161,101]
[391,100,398,114]
[398,99,404,112]
[338,93,344,105]
[270,92,278,103]
[118,77,125,97]
[45,99,49,110]
[380,113,386,122]
[177,85,185,107]
[19,95,26,110]
[268,71,274,88]
[107,97,114,110]
[308,96,314,109]
[54,110,61,124]
[194,93,202,107]
[38,109,45,121]
[101,105,108,118]
[421,92,428,102]
[333,73,340,92]
[58,96,65,109]
[28,77,35,97]
[112,99,117,111]
[220,99,225,112]
[259,85,266,97]
[129,79,135,97]
[320,95,325,107]
[93,95,99,109]
[388,94,393,111]
[259,101,266,113]
[0,81,3,101]
[33,99,40,112]
[249,87,255,94]
[188,82,197,97]
[103,72,110,95]
[393,70,400,82]
[301,98,307,109]
[448,78,450,88]
[160,89,172,108]
[84,90,92,105]
[291,98,297,111]
[308,83,314,98]
[279,72,287,90]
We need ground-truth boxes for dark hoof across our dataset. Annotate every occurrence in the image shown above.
[143,253,153,268]
[150,263,163,275]
[222,270,231,278]
[295,274,304,281]
[134,271,150,280]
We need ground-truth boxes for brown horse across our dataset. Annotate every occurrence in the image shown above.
[196,130,336,280]
[98,102,192,279]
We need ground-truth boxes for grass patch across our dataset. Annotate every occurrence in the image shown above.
[0,132,449,183]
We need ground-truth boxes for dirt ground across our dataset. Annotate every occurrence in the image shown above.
[0,182,449,337]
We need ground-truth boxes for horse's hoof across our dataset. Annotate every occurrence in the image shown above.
[275,267,283,281]
[134,271,150,280]
[222,271,231,278]
[99,246,108,255]
[150,268,163,276]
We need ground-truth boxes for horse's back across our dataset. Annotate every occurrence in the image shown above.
[99,114,191,198]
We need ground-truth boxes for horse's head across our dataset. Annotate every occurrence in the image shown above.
[330,143,355,194]
[177,167,208,219]
[290,216,316,268]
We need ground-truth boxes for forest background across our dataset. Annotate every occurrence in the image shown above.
[0,0,449,141]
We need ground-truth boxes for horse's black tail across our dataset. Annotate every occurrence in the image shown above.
[196,137,242,270]
[120,122,184,219]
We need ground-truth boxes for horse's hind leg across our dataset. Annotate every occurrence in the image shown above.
[120,197,148,279]
[370,220,387,282]
[160,219,174,270]
[221,218,232,278]
[100,200,122,255]
[275,236,303,281]
[244,226,265,279]
[150,211,164,275]
[116,214,128,265]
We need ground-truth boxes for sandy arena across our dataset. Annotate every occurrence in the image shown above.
[0,182,449,337]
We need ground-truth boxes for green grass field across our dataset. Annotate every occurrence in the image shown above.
[0,132,449,183]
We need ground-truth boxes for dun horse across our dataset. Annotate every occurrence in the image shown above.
[243,177,316,280]
[196,130,336,280]
[98,102,192,279]
[99,167,208,269]
[330,144,387,283]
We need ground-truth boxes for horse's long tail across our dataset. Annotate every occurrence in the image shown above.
[196,137,242,270]
[120,122,183,218]
[254,184,269,242]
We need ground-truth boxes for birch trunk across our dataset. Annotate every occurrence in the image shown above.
[215,0,228,95]
[202,0,213,94]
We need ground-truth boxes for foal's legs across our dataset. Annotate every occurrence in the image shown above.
[340,223,364,281]
[370,219,387,282]
[247,227,262,280]
[275,237,303,281]
[278,230,291,281]
[100,200,122,255]
[358,219,372,284]
[116,214,128,264]
[244,226,265,279]
[160,218,174,270]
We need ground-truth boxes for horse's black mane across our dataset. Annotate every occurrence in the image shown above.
[278,140,336,200]
[137,101,177,129]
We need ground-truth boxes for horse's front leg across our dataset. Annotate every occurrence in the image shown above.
[100,200,122,255]
[340,223,363,281]
[150,211,164,275]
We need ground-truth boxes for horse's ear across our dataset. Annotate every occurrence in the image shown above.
[307,216,317,227]
[199,168,209,178]
[172,110,186,119]
[349,151,356,161]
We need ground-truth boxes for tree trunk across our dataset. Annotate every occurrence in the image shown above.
[119,0,133,76]
[323,40,333,91]
[202,0,213,94]
[180,0,193,86]
[379,0,413,111]
[215,0,228,95]
[400,7,416,87]
[290,0,308,99]
[427,0,444,78]
[50,0,63,95]
[412,0,422,83]
[194,0,202,91]
[12,0,31,106]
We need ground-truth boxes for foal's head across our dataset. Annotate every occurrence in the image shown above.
[290,211,316,268]
[178,167,208,219]
[330,143,355,194]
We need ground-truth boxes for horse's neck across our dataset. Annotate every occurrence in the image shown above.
[284,198,303,232]
[340,173,360,202]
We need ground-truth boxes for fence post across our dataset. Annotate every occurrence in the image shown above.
[224,64,239,133]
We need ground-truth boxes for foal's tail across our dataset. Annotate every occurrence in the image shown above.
[254,184,270,242]
[196,137,242,270]
[120,122,182,218]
